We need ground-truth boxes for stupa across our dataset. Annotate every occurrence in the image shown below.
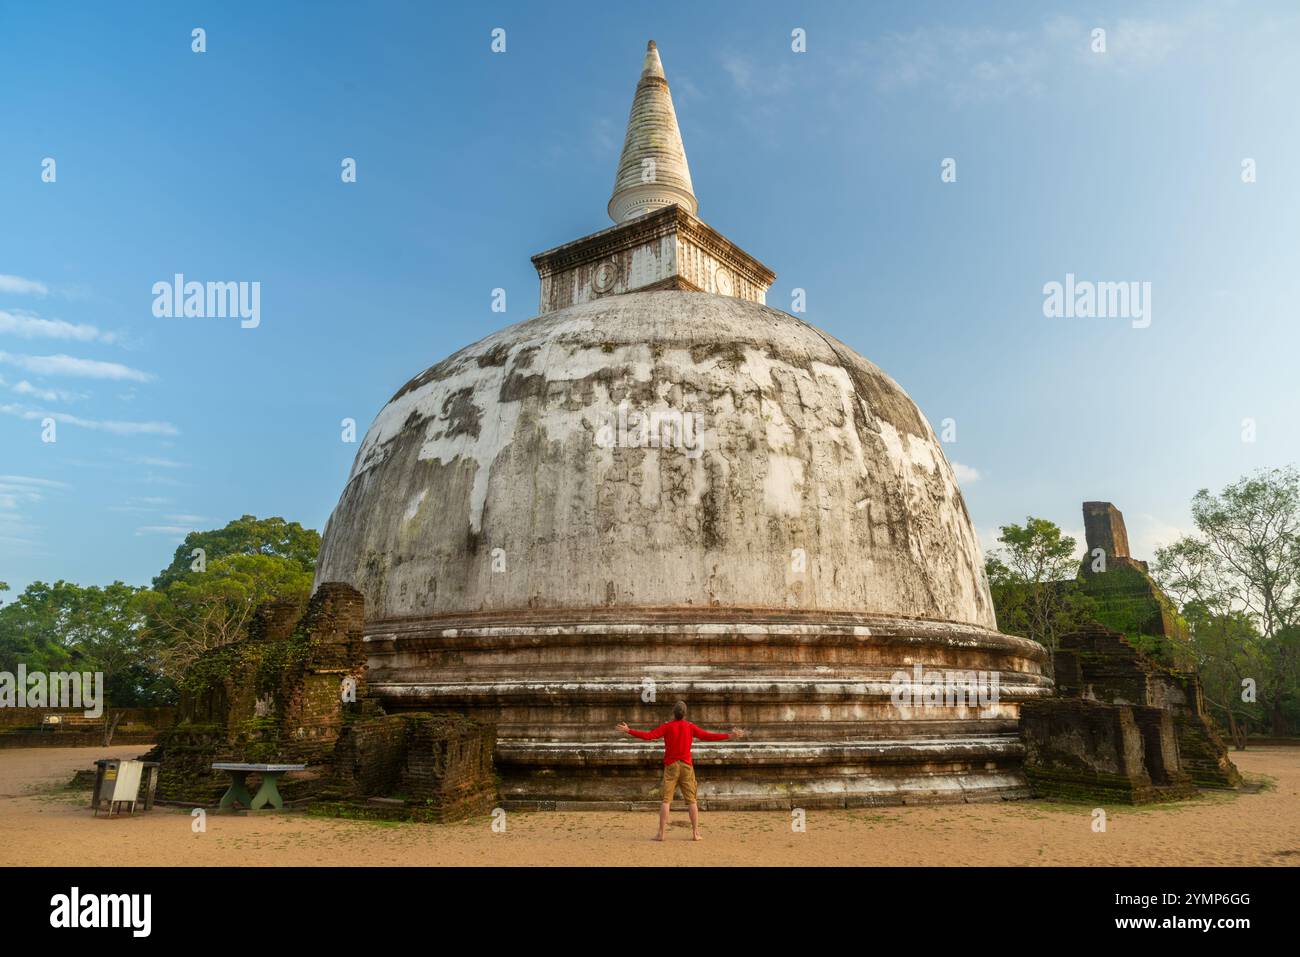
[315,41,1051,807]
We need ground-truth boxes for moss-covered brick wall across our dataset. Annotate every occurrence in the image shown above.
[1020,697,1195,804]
[318,712,498,822]
[1077,557,1193,669]
[1052,623,1241,789]
[326,714,409,799]
[149,582,499,813]
[148,583,370,803]
[144,724,229,804]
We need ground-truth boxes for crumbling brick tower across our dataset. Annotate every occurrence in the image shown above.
[1077,501,1192,667]
[1082,501,1132,564]
[1019,504,1242,800]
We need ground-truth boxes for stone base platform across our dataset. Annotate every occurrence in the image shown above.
[364,608,1052,808]
[498,736,1031,809]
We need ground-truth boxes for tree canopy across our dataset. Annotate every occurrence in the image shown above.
[0,579,169,705]
[0,515,320,707]
[985,517,1094,666]
[152,515,320,591]
[1153,466,1300,739]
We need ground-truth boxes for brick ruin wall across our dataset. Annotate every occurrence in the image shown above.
[1020,697,1195,804]
[0,706,176,748]
[321,712,498,823]
[1028,623,1241,795]
[146,582,498,819]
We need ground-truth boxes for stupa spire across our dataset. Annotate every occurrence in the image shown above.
[607,40,698,223]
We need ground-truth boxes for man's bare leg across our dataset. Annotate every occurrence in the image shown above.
[653,801,669,841]
[689,802,702,841]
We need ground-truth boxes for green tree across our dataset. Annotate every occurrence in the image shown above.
[0,580,167,705]
[0,516,321,707]
[1153,466,1300,738]
[152,515,320,591]
[0,580,76,675]
[143,517,319,679]
[986,517,1094,670]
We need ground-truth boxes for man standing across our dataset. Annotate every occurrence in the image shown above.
[617,700,747,841]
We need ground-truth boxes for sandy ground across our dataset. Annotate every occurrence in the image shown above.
[1,744,1297,866]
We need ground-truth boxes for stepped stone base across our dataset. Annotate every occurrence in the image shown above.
[1055,624,1241,789]
[366,607,1052,808]
[497,736,1031,809]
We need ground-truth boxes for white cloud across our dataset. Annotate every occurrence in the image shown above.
[108,496,174,514]
[0,474,71,511]
[0,474,70,489]
[0,275,48,296]
[0,486,43,506]
[0,309,117,344]
[721,52,755,93]
[135,525,192,536]
[138,473,186,486]
[1128,513,1193,561]
[0,351,151,381]
[11,380,86,402]
[131,455,187,469]
[0,476,65,550]
[720,50,794,97]
[860,12,1204,105]
[0,403,179,436]
[951,461,981,484]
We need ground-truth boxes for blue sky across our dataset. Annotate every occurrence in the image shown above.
[2,1,1297,595]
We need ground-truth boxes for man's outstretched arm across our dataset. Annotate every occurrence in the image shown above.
[690,723,748,741]
[616,721,667,740]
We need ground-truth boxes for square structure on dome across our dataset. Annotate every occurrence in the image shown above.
[530,205,775,315]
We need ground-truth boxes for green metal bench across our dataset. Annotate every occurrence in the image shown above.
[212,762,306,811]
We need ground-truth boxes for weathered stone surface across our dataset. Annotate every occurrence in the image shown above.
[1020,697,1195,803]
[608,41,696,224]
[1055,623,1241,789]
[1076,502,1192,668]
[311,291,1050,806]
[1010,505,1241,801]
[317,292,993,629]
[531,206,775,313]
[145,583,373,804]
[361,608,1049,807]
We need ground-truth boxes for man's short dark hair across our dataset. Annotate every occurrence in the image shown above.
[672,700,687,720]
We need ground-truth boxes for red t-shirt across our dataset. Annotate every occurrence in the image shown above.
[626,719,729,766]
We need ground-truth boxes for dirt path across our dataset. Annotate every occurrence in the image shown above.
[1,744,1296,866]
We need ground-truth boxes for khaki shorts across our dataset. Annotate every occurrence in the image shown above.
[661,760,697,803]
